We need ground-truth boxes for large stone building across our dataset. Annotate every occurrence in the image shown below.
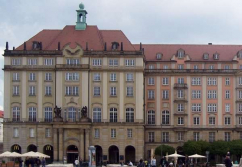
[3,2,242,164]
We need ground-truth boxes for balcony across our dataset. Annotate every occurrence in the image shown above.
[174,83,188,89]
[56,64,89,70]
[174,97,188,103]
[3,65,55,71]
[145,69,238,74]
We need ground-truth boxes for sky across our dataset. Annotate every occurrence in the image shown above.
[1,0,242,111]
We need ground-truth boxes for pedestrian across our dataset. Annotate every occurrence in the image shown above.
[30,158,35,167]
[18,158,23,167]
[178,159,183,167]
[36,157,41,167]
[25,157,30,167]
[138,159,145,167]
[160,156,164,167]
[151,157,156,167]
[184,156,189,167]
[79,157,83,167]
[224,155,232,167]
[75,158,79,167]
[41,158,46,167]
[128,160,133,166]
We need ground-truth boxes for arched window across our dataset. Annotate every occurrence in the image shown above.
[148,110,155,125]
[110,108,117,122]
[44,107,52,122]
[162,110,170,125]
[12,107,20,122]
[29,107,37,122]
[126,108,134,122]
[93,108,101,122]
[68,107,76,122]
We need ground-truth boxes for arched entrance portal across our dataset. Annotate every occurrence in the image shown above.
[67,145,79,163]
[27,144,37,152]
[95,145,103,166]
[11,144,21,153]
[43,145,53,164]
[109,145,119,164]
[125,146,135,163]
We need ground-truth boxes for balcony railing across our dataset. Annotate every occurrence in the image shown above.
[4,65,55,71]
[145,69,238,74]
[174,83,188,89]
[56,64,89,69]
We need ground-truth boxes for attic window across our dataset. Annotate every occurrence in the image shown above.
[156,53,162,60]
[213,53,219,60]
[177,49,185,58]
[238,51,242,59]
[112,42,119,50]
[203,53,209,60]
[32,41,41,50]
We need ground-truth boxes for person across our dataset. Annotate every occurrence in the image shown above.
[138,159,145,167]
[18,158,23,167]
[224,155,232,167]
[75,158,79,167]
[41,158,46,167]
[160,156,164,167]
[178,159,183,167]
[25,157,30,167]
[151,157,156,167]
[36,157,41,167]
[79,158,83,167]
[30,158,35,167]
[128,160,133,166]
[185,156,189,167]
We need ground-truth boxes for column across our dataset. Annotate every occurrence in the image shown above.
[22,72,27,120]
[202,76,207,125]
[85,129,90,161]
[4,71,10,118]
[119,73,124,121]
[187,76,191,126]
[80,129,84,159]
[218,77,222,125]
[156,76,161,125]
[38,72,43,120]
[59,128,63,161]
[136,72,143,121]
[53,128,58,161]
[56,71,63,107]
[171,77,174,125]
[103,72,108,121]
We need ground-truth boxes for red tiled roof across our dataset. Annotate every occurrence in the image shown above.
[0,111,3,118]
[16,25,136,51]
[134,44,242,61]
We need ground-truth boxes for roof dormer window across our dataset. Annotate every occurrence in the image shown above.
[177,49,185,58]
[32,41,41,50]
[238,51,242,59]
[213,53,219,60]
[111,42,119,50]
[156,53,162,60]
[203,53,209,60]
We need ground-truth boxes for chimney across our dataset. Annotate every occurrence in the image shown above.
[6,42,8,51]
[121,42,123,51]
[13,47,15,50]
[104,42,107,51]
[86,42,88,51]
[208,43,212,45]
[58,42,61,50]
[24,42,26,50]
[140,42,142,51]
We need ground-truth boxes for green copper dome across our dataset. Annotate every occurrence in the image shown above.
[79,3,85,10]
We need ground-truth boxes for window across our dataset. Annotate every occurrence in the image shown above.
[66,59,80,65]
[192,104,201,112]
[225,90,230,99]
[125,59,135,66]
[239,117,242,125]
[29,86,36,96]
[191,78,201,85]
[28,58,37,65]
[94,87,101,96]
[194,117,200,125]
[126,73,134,81]
[148,90,155,99]
[207,78,217,85]
[209,65,214,69]
[68,107,76,122]
[13,73,20,81]
[207,104,217,112]
[192,90,201,99]
[178,78,184,84]
[163,77,169,85]
[110,73,117,81]
[225,132,231,141]
[193,132,200,141]
[214,53,219,60]
[45,73,52,81]
[207,90,217,99]
[12,107,20,122]
[178,117,184,125]
[149,65,154,69]
[239,91,242,99]
[209,132,215,142]
[156,53,162,59]
[225,65,230,70]
[65,73,79,81]
[93,59,102,66]
[65,86,79,96]
[29,73,36,81]
[12,58,21,65]
[45,128,51,138]
[162,110,170,125]
[177,90,184,98]
[177,132,184,141]
[203,53,209,60]
[177,104,184,112]
[163,65,168,70]
[127,87,133,97]
[148,77,155,85]
[225,78,230,85]
[178,64,184,69]
[45,86,51,96]
[110,108,117,122]
[225,104,230,112]
[162,90,169,99]
[44,58,53,65]
[126,108,134,122]
[148,110,155,125]
[93,108,101,122]
[239,77,242,85]
[13,128,19,138]
[209,117,215,125]
[110,87,117,96]
[109,59,118,66]
[178,50,184,58]
[111,129,116,138]
[127,129,132,138]
[225,117,231,125]
[13,86,20,96]
[93,73,101,81]
[148,132,155,142]
[194,65,199,69]
[44,107,52,122]
[30,128,35,138]
[162,132,169,142]
[94,129,100,138]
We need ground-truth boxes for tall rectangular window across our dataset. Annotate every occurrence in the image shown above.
[225,117,231,125]
[12,58,21,65]
[125,59,135,66]
[45,73,52,81]
[239,91,242,99]
[28,58,37,65]
[239,117,242,125]
[30,128,35,138]
[239,103,242,112]
[126,73,134,81]
[45,128,51,138]
[178,78,184,84]
[45,86,52,96]
[13,73,20,81]
[148,77,155,85]
[13,128,19,138]
[29,73,36,81]
[94,87,101,96]
[225,78,230,85]
[207,104,217,112]
[207,78,217,85]
[225,104,230,112]
[110,87,117,96]
[148,132,155,142]
[207,90,217,99]
[94,129,100,138]
[93,73,101,81]
[192,104,201,112]
[225,132,231,141]
[193,117,200,125]
[44,58,53,65]
[192,90,201,99]
[209,132,215,142]
[177,132,184,141]
[127,129,132,138]
[178,64,184,69]
[93,108,101,122]
[209,117,215,125]
[178,117,184,125]
[162,90,169,99]
[13,86,20,96]
[193,132,200,141]
[29,86,36,96]
[239,77,242,85]
[109,59,118,66]
[225,90,230,99]
[163,77,169,85]
[127,87,133,97]
[191,78,201,85]
[92,59,102,66]
[111,129,116,138]
[110,73,117,81]
[162,132,169,142]
[148,90,155,99]
[177,90,184,98]
[177,104,184,112]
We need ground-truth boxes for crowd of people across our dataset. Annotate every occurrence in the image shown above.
[24,157,46,167]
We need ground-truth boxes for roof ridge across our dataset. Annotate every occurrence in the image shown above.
[119,30,136,50]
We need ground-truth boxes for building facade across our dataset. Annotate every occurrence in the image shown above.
[3,3,242,164]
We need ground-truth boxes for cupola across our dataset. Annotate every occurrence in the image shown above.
[75,3,88,30]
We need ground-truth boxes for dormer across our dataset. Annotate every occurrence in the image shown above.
[203,53,209,60]
[112,42,119,50]
[156,53,162,60]
[32,41,41,50]
[238,50,242,59]
[213,52,219,60]
[177,49,185,58]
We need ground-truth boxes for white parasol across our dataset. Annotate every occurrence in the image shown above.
[21,151,39,158]
[165,151,185,167]
[0,151,13,158]
[36,152,50,158]
[188,154,206,158]
[9,152,22,158]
